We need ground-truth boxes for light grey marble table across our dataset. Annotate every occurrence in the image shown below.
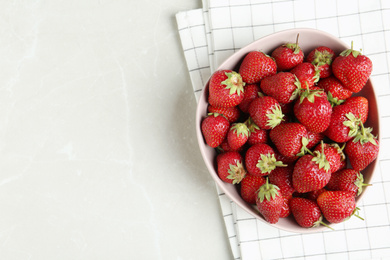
[0,1,232,259]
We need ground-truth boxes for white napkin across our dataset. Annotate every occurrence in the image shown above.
[176,1,390,259]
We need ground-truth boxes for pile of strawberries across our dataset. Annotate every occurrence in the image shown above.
[201,35,379,228]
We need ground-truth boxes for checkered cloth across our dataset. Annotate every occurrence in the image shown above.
[176,1,390,259]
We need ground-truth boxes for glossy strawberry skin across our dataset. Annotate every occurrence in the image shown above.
[245,143,276,177]
[306,46,335,78]
[269,122,308,158]
[317,76,352,104]
[208,70,245,108]
[290,62,319,88]
[290,197,323,228]
[238,84,261,113]
[293,90,332,133]
[208,105,241,124]
[240,175,266,204]
[227,123,249,150]
[248,96,284,130]
[326,168,364,196]
[306,130,324,149]
[260,72,298,104]
[317,190,356,224]
[343,96,369,124]
[345,138,379,171]
[256,187,283,224]
[216,151,246,184]
[201,113,230,148]
[272,45,304,71]
[332,51,373,93]
[268,165,295,198]
[292,154,331,193]
[239,51,277,84]
[247,127,268,146]
[313,143,342,174]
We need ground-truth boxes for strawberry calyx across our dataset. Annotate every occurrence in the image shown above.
[312,49,334,66]
[312,215,334,230]
[244,117,260,134]
[285,34,301,54]
[266,104,285,129]
[330,143,346,162]
[257,178,280,202]
[354,171,372,196]
[298,84,324,104]
[231,123,250,138]
[327,91,345,107]
[227,160,247,184]
[343,112,362,138]
[297,136,310,157]
[256,153,287,174]
[290,75,302,101]
[351,207,364,221]
[340,41,362,58]
[352,122,378,146]
[312,141,331,172]
[221,71,245,96]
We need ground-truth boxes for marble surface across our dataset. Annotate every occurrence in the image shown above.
[0,1,232,259]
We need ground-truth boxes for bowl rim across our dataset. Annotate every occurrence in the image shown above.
[195,28,380,233]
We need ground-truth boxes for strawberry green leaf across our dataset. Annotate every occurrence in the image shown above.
[266,104,285,129]
[256,153,286,174]
[231,123,249,138]
[257,178,280,203]
[227,161,247,184]
[221,71,245,96]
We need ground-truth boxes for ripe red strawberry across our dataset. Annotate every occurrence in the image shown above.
[272,35,304,71]
[260,72,300,104]
[326,168,370,196]
[201,113,230,148]
[256,179,284,224]
[306,46,335,78]
[245,143,286,177]
[245,117,268,145]
[317,76,353,106]
[208,70,245,108]
[345,125,379,171]
[248,95,285,130]
[274,151,299,165]
[240,175,266,204]
[332,42,373,93]
[227,123,249,150]
[306,130,324,149]
[292,148,331,193]
[290,197,328,228]
[280,196,291,218]
[239,51,277,84]
[313,142,342,174]
[269,122,308,157]
[343,96,369,124]
[238,83,261,113]
[290,62,320,89]
[268,165,295,198]
[293,87,332,133]
[317,190,360,224]
[217,151,247,184]
[324,103,362,143]
[208,105,241,124]
[305,188,327,201]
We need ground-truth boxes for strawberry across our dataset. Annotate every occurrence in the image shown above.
[238,83,261,113]
[269,122,308,157]
[324,104,362,143]
[306,130,324,149]
[260,72,300,104]
[208,105,241,124]
[290,62,320,89]
[216,151,247,184]
[227,123,249,150]
[280,196,291,218]
[245,143,286,177]
[305,188,327,201]
[239,51,277,84]
[326,168,370,196]
[272,34,304,71]
[345,125,379,171]
[293,87,332,133]
[332,42,373,93]
[208,70,245,108]
[317,76,352,106]
[274,151,299,165]
[343,96,369,124]
[290,197,328,228]
[256,179,284,224]
[317,190,361,224]
[240,175,266,204]
[201,113,230,148]
[292,146,331,193]
[245,117,268,145]
[313,142,343,174]
[248,95,285,130]
[306,46,335,78]
[268,165,295,198]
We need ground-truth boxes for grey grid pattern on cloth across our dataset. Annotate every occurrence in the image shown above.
[176,0,390,259]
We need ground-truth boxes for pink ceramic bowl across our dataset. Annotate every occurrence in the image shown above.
[196,28,380,233]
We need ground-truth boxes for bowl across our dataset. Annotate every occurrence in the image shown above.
[195,28,380,233]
